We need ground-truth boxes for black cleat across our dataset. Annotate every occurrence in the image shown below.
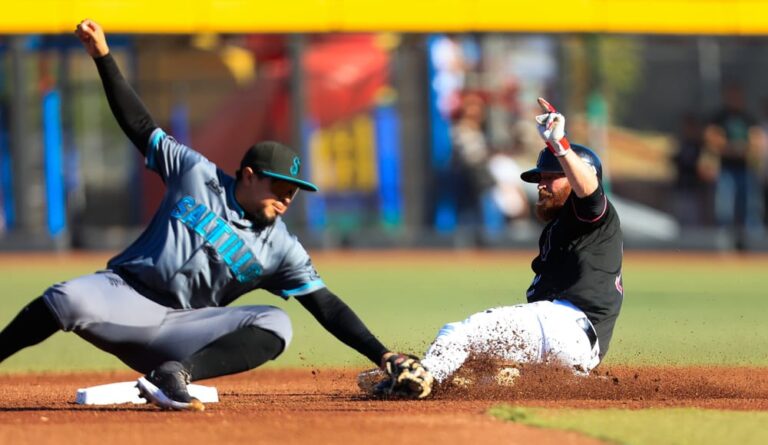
[137,361,204,411]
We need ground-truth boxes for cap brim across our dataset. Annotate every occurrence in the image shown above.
[261,170,319,192]
[520,168,542,183]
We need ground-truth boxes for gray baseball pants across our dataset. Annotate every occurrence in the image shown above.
[42,271,292,373]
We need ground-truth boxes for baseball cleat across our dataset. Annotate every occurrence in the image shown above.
[137,361,204,411]
[450,375,474,388]
[450,366,520,388]
[494,367,521,387]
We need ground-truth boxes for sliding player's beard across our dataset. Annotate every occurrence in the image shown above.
[535,186,571,222]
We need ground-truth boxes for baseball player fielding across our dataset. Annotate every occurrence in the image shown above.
[0,18,433,410]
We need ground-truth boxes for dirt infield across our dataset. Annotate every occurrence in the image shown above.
[0,366,766,445]
[1,251,766,443]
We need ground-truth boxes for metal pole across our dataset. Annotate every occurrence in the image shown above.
[289,34,309,229]
[697,36,721,113]
[394,34,429,233]
[9,36,41,234]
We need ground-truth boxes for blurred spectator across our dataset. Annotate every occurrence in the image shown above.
[0,190,4,234]
[450,91,532,235]
[450,91,495,229]
[672,112,706,226]
[703,84,765,244]
[431,34,466,119]
[760,98,768,228]
[498,78,523,122]
[487,145,530,224]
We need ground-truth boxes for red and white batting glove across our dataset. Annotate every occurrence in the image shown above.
[535,97,571,157]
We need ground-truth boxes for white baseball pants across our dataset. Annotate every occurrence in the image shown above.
[421,299,600,383]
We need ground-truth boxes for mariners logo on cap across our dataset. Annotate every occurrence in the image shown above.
[240,142,318,191]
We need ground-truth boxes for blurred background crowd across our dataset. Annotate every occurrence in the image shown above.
[1,27,768,251]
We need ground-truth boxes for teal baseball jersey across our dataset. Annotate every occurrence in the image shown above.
[108,129,325,309]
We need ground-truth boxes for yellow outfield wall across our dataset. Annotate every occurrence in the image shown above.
[2,0,768,35]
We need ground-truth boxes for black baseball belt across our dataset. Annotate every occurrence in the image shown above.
[575,317,598,349]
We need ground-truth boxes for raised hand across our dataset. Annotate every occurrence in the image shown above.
[74,19,109,58]
[535,97,571,157]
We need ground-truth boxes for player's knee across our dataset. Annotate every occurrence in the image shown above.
[251,306,293,350]
[42,281,96,331]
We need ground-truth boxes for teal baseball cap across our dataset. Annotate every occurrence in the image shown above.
[240,141,319,192]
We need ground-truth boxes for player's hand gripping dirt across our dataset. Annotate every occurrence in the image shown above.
[535,97,571,157]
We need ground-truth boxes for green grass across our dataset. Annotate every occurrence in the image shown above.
[0,254,532,371]
[1,252,767,371]
[488,405,768,445]
[608,260,768,366]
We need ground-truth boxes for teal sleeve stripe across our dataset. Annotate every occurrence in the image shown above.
[145,128,166,171]
[149,128,166,149]
[281,279,326,298]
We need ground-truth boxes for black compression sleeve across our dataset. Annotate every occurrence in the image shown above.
[94,53,157,156]
[0,296,60,363]
[295,288,389,365]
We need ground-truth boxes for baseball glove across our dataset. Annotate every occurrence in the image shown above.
[375,354,434,399]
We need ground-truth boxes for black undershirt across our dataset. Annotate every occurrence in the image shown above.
[296,288,389,365]
[93,53,156,155]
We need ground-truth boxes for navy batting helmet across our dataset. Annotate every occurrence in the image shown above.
[520,144,603,183]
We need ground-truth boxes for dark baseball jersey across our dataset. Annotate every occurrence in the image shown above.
[108,128,326,309]
[526,183,623,359]
[709,108,757,169]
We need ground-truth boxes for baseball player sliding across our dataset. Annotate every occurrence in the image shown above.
[0,19,432,410]
[363,98,624,392]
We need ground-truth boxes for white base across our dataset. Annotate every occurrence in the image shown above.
[75,381,219,405]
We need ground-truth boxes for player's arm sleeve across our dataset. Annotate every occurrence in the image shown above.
[93,53,157,157]
[570,182,608,223]
[263,237,326,299]
[295,288,389,365]
[144,129,207,182]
